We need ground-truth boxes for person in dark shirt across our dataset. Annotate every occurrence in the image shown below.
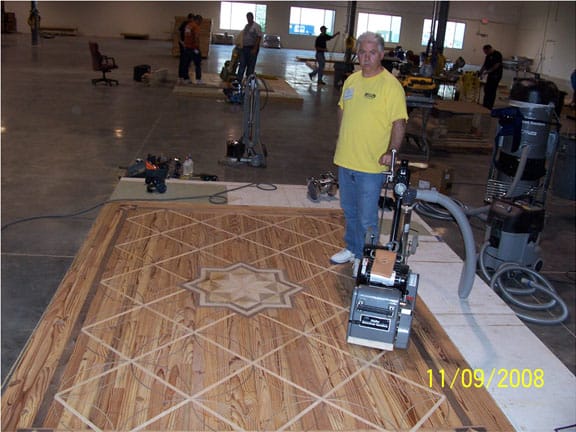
[178,13,194,83]
[570,69,576,107]
[479,44,503,109]
[309,26,340,85]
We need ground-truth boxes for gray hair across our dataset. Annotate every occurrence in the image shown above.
[356,32,385,53]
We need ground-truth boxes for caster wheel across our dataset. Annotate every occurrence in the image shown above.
[307,181,319,201]
[156,183,167,193]
[327,183,338,197]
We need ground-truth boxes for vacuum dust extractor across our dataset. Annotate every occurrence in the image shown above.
[415,76,569,325]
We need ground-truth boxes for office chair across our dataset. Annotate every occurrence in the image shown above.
[89,42,119,85]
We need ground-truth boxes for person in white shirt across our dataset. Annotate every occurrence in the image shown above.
[237,12,262,81]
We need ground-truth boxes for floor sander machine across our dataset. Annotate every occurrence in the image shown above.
[347,150,481,349]
[347,151,420,350]
[221,74,267,167]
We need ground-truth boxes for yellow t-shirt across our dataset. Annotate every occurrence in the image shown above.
[334,69,408,173]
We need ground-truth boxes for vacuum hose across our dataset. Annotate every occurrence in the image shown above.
[415,198,568,324]
[416,189,477,299]
[504,143,530,198]
[479,242,569,325]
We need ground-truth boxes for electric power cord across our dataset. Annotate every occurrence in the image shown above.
[1,182,278,232]
[478,242,569,325]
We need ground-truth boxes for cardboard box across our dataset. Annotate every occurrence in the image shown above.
[409,162,454,195]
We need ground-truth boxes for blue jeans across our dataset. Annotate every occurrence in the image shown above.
[338,167,384,259]
[237,46,258,81]
[191,49,202,80]
[310,51,326,82]
[178,47,192,80]
[179,48,202,81]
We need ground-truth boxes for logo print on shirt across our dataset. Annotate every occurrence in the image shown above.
[364,92,376,99]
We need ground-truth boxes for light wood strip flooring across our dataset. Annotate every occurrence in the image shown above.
[2,202,514,431]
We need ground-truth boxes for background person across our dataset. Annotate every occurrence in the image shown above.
[189,14,204,84]
[331,32,408,274]
[177,13,193,84]
[180,14,203,85]
[479,44,503,109]
[570,69,576,107]
[309,26,340,85]
[237,12,262,81]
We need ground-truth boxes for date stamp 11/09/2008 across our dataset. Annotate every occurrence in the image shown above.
[427,368,544,390]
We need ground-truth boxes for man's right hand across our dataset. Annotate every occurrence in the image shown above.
[379,152,394,167]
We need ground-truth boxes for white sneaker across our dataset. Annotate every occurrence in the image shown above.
[330,248,355,264]
[352,258,360,277]
[196,79,204,85]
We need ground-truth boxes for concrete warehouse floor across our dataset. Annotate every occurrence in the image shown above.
[1,32,575,390]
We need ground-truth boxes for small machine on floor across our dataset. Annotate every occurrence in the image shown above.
[219,46,241,83]
[222,75,267,167]
[306,172,338,202]
[144,155,171,193]
[347,151,420,350]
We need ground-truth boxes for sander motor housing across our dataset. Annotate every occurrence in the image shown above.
[347,249,418,351]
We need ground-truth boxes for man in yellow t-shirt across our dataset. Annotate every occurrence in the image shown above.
[331,32,408,274]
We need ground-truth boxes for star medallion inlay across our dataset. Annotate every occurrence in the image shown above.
[183,263,303,316]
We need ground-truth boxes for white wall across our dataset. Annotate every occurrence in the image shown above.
[515,1,575,89]
[4,1,223,40]
[4,1,574,89]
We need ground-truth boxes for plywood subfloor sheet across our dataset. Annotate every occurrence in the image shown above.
[2,202,514,432]
[173,72,303,104]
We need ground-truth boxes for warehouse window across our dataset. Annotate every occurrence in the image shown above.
[356,13,402,43]
[421,19,465,49]
[289,7,335,36]
[220,2,267,32]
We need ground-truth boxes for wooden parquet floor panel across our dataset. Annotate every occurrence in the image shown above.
[2,202,514,432]
[172,73,304,105]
